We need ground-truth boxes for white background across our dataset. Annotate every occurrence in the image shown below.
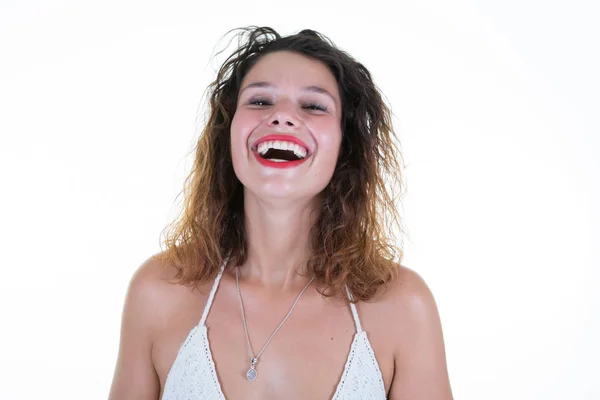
[0,0,598,399]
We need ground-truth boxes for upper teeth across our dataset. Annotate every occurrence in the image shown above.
[257,140,308,159]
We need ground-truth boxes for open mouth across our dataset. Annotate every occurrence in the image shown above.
[256,140,308,161]
[252,141,310,168]
[258,148,304,162]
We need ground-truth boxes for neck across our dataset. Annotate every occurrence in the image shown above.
[239,191,319,288]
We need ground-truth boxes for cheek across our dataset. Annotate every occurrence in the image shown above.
[230,109,263,182]
[231,109,262,141]
[230,110,243,141]
[312,120,342,159]
[230,110,251,154]
[229,114,245,177]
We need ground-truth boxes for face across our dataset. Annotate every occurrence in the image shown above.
[230,51,342,204]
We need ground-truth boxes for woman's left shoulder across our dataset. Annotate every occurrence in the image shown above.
[360,264,445,341]
[360,265,453,398]
[386,264,439,312]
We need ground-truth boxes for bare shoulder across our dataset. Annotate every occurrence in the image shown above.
[122,254,176,323]
[129,253,181,299]
[381,264,439,321]
[108,253,190,399]
[123,253,207,334]
[130,252,181,289]
[362,265,454,399]
[362,265,439,329]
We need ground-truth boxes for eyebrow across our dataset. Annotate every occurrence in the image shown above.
[239,81,338,104]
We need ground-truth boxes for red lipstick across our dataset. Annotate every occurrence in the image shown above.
[252,134,311,169]
[253,134,311,154]
[252,151,309,168]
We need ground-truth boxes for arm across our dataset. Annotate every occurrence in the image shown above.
[388,267,454,400]
[108,259,161,400]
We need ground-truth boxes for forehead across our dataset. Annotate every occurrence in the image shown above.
[241,51,339,97]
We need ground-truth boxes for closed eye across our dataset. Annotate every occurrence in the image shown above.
[247,98,327,112]
[248,98,272,106]
[303,103,327,112]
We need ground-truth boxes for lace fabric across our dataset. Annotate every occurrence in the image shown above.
[161,261,387,399]
[161,325,226,400]
[331,331,387,399]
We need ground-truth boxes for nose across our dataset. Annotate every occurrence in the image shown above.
[267,103,299,128]
[269,118,296,127]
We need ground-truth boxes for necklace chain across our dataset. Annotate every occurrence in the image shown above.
[235,267,314,381]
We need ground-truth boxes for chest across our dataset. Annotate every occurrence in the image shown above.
[152,283,394,399]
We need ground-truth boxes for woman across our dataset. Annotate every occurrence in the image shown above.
[109,26,453,399]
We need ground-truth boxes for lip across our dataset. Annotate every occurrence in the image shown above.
[252,134,312,155]
[252,151,309,168]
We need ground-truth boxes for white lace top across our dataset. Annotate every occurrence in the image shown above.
[161,259,387,399]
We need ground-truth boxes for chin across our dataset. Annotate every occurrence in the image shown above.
[245,185,321,203]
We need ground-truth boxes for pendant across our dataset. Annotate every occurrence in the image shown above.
[246,357,258,381]
[246,367,257,381]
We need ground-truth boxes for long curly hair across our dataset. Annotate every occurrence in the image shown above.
[156,26,406,302]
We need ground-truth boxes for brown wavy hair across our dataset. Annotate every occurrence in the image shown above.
[156,26,406,302]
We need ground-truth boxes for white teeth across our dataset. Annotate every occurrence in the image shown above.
[257,140,308,159]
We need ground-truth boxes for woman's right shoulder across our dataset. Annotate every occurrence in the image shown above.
[109,253,186,399]
[126,252,202,311]
[127,253,176,301]
[130,252,177,289]
[121,254,177,331]
[127,251,214,313]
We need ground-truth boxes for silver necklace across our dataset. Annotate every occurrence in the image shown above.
[235,267,314,381]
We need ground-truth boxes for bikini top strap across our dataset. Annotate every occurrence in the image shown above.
[345,286,363,333]
[199,256,228,327]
